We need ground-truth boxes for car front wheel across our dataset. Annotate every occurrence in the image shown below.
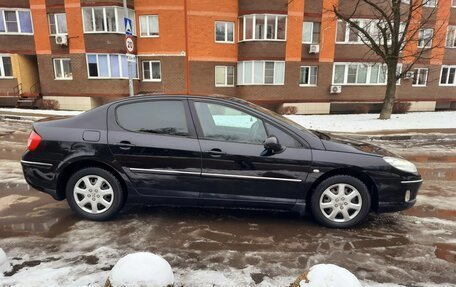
[310,175,371,228]
[66,167,125,221]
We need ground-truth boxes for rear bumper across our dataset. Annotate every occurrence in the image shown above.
[376,178,422,213]
[21,160,62,200]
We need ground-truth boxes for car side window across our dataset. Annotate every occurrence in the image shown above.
[265,123,302,148]
[116,100,189,137]
[194,102,267,144]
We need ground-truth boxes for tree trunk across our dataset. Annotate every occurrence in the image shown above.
[379,66,398,120]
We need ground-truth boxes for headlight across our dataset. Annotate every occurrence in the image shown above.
[383,157,418,174]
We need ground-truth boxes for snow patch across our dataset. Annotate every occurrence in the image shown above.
[108,252,174,287]
[286,111,456,133]
[299,264,361,287]
[0,248,12,276]
[0,108,82,116]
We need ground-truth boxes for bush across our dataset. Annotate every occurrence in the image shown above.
[392,102,411,114]
[40,99,60,110]
[353,105,370,114]
[278,105,298,115]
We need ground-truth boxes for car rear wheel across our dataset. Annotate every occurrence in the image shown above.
[310,175,371,228]
[66,167,125,221]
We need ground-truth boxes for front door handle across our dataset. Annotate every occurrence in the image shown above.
[116,141,136,150]
[207,148,227,156]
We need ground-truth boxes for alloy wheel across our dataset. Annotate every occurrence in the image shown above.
[73,175,114,214]
[319,183,362,223]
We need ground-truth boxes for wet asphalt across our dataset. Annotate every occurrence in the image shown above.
[0,118,455,286]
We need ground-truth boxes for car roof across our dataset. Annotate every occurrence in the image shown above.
[111,94,246,105]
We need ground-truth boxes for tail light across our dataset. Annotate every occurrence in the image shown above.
[27,130,42,151]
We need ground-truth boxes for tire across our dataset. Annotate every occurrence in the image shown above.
[310,175,371,228]
[66,167,125,221]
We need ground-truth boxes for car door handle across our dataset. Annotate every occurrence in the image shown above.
[116,141,136,150]
[207,148,227,156]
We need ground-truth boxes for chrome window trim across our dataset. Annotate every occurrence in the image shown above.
[129,168,201,176]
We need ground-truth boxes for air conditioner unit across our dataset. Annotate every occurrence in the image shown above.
[330,85,342,94]
[55,35,68,46]
[404,71,414,79]
[309,44,320,54]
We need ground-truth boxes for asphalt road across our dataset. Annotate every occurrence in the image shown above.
[0,118,455,286]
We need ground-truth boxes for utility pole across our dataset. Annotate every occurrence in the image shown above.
[123,0,134,97]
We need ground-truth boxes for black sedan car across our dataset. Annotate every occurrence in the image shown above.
[21,95,422,228]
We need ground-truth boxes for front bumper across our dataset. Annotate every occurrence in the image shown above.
[21,160,62,200]
[376,178,422,213]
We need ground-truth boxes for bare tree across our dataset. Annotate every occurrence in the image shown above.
[331,0,447,119]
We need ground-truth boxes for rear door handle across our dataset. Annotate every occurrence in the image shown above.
[207,148,227,156]
[116,141,136,150]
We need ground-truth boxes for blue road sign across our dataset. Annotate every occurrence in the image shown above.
[124,17,133,36]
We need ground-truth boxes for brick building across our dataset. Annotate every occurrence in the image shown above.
[0,0,455,112]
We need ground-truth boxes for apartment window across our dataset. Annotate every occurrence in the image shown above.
[333,63,389,85]
[0,9,33,34]
[302,22,320,44]
[452,0,456,7]
[237,61,285,85]
[0,56,13,78]
[53,58,72,80]
[240,14,287,41]
[139,15,159,37]
[48,13,67,35]
[440,66,456,86]
[82,7,135,34]
[299,66,318,86]
[446,26,456,48]
[418,29,433,48]
[215,66,235,87]
[423,0,437,7]
[412,68,428,86]
[87,54,137,79]
[142,61,161,81]
[215,21,234,43]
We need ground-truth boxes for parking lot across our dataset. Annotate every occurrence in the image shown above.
[0,118,455,286]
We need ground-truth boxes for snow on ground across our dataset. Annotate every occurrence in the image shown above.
[299,264,361,287]
[0,248,11,275]
[286,111,456,133]
[108,252,174,287]
[0,108,82,117]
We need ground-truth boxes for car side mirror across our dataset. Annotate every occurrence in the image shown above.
[263,136,285,155]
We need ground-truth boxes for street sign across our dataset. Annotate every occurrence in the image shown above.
[126,53,136,63]
[125,36,134,53]
[124,17,133,36]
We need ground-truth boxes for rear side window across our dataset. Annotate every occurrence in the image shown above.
[116,100,189,136]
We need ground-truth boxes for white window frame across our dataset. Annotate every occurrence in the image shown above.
[0,55,13,79]
[86,54,138,80]
[423,0,437,7]
[332,62,390,85]
[142,60,161,82]
[215,66,235,87]
[53,58,72,80]
[452,0,456,7]
[48,13,67,36]
[239,14,287,42]
[336,19,402,45]
[215,21,235,43]
[412,68,428,87]
[446,25,456,48]
[0,9,34,35]
[302,22,320,44]
[299,66,318,86]
[82,7,136,35]
[418,28,433,48]
[139,15,159,38]
[440,65,456,86]
[237,61,285,85]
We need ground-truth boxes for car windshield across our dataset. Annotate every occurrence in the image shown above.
[231,98,310,132]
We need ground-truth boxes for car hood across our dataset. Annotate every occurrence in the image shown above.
[311,130,397,157]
